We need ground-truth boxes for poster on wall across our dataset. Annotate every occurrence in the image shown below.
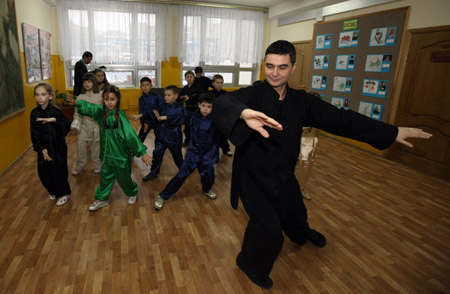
[313,55,329,69]
[338,30,360,48]
[336,54,356,71]
[22,23,42,83]
[311,75,328,90]
[39,29,52,80]
[365,54,392,72]
[316,34,332,49]
[333,76,353,93]
[331,97,350,110]
[361,79,388,98]
[369,26,397,46]
[358,101,383,120]
[0,0,25,122]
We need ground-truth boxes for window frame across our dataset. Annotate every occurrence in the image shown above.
[64,7,162,88]
[181,61,258,87]
[67,61,160,88]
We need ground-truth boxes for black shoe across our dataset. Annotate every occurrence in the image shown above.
[307,228,327,248]
[236,253,273,290]
[142,173,157,182]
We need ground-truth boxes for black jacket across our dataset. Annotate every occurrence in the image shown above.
[212,80,398,209]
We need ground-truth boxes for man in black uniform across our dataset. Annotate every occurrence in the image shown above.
[73,51,93,96]
[211,40,432,289]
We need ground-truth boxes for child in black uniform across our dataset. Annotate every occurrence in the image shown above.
[179,70,202,146]
[30,83,72,206]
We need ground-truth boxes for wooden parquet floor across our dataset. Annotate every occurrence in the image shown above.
[1,120,449,294]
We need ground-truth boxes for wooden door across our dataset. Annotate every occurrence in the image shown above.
[387,26,450,181]
[288,41,312,90]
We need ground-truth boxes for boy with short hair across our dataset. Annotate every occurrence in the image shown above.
[194,66,212,93]
[142,85,186,181]
[136,77,164,143]
[210,74,232,156]
[154,92,219,210]
[179,70,202,146]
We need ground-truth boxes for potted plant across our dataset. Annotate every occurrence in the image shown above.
[55,90,74,121]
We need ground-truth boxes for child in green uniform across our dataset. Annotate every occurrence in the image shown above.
[69,85,152,211]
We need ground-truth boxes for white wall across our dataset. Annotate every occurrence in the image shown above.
[268,0,450,43]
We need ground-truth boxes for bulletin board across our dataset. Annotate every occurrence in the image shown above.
[310,7,408,122]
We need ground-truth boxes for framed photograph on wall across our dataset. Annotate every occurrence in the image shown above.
[316,34,332,49]
[313,55,329,69]
[0,0,25,122]
[22,23,41,83]
[331,96,350,110]
[39,29,52,80]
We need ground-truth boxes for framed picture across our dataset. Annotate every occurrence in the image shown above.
[22,23,41,83]
[336,54,356,71]
[316,34,332,49]
[331,96,350,110]
[333,76,353,93]
[369,26,397,47]
[358,101,383,120]
[365,54,392,72]
[39,29,52,80]
[0,0,25,122]
[338,30,360,48]
[361,78,388,98]
[311,75,328,90]
[313,55,329,69]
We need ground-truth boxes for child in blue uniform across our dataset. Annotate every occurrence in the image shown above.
[142,85,186,181]
[154,92,219,210]
[135,77,164,143]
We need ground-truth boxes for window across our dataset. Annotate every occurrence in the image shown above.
[178,5,264,87]
[181,62,256,86]
[57,0,168,88]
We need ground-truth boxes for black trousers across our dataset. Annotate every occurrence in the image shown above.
[37,159,71,198]
[238,174,309,277]
[218,133,230,153]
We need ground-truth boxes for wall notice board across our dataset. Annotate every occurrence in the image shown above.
[310,7,408,122]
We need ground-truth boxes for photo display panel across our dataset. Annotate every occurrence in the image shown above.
[310,8,407,122]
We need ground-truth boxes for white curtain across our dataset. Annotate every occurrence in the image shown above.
[57,0,169,64]
[177,5,265,65]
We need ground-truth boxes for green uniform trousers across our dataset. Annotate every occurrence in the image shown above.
[95,159,137,201]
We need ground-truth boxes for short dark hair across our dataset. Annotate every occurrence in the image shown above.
[165,85,179,95]
[212,74,223,82]
[82,51,93,58]
[140,77,152,85]
[265,40,296,64]
[198,92,214,104]
[194,67,203,74]
[185,70,194,78]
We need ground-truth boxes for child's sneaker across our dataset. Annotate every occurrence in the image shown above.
[226,151,233,157]
[56,194,71,206]
[202,190,217,199]
[72,167,84,175]
[128,196,137,205]
[89,200,108,211]
[154,195,165,210]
